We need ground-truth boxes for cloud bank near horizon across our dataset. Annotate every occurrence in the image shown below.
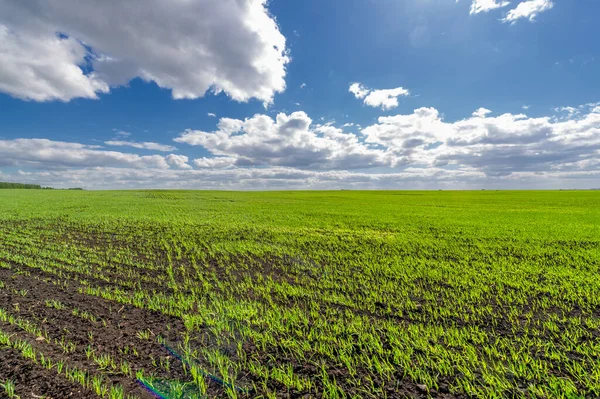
[3,103,600,190]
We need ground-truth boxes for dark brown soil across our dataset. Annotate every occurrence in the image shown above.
[0,266,228,398]
[0,345,96,399]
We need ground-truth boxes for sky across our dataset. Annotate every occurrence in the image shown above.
[0,0,599,190]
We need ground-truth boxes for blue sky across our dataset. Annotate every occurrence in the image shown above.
[0,0,599,189]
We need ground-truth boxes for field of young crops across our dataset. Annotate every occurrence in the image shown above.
[0,190,599,399]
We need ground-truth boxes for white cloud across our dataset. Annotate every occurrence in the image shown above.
[300,83,307,89]
[208,113,217,118]
[11,163,600,191]
[104,141,177,152]
[470,0,510,15]
[364,104,600,176]
[11,166,491,190]
[175,111,389,169]
[175,104,600,180]
[364,88,410,110]
[349,83,409,110]
[0,0,289,104]
[193,157,237,169]
[0,139,170,169]
[472,108,492,118]
[503,0,554,23]
[349,83,370,99]
[3,105,600,189]
[362,107,450,164]
[0,25,109,102]
[166,154,192,169]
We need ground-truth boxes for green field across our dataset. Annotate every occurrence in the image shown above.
[0,190,599,399]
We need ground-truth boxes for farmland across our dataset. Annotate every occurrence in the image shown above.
[0,190,599,399]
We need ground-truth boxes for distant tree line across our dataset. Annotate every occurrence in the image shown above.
[0,182,85,190]
[0,182,44,189]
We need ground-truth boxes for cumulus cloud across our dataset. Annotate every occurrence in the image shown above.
[166,154,192,169]
[175,112,390,169]
[503,0,554,23]
[349,83,370,99]
[349,83,409,110]
[472,108,492,118]
[0,0,289,103]
[104,141,177,152]
[470,0,510,15]
[364,88,411,110]
[363,104,600,176]
[172,105,600,181]
[0,26,109,101]
[362,107,449,165]
[3,105,600,189]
